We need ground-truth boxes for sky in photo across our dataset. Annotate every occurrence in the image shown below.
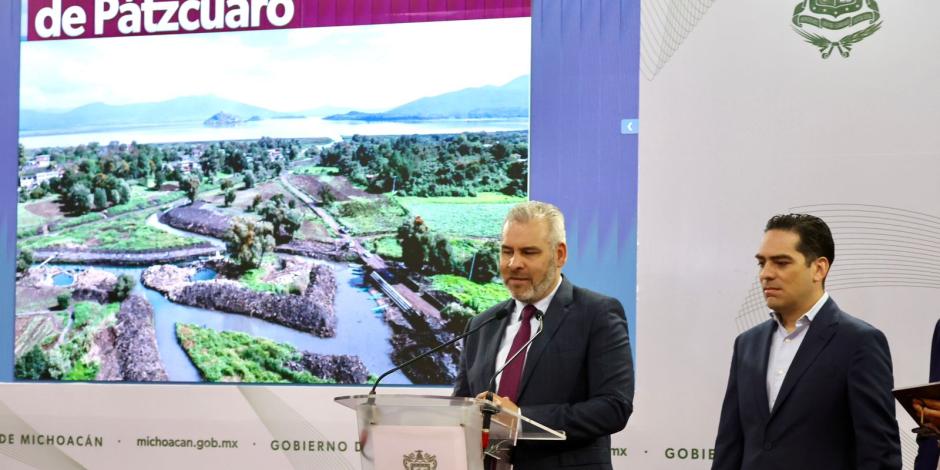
[20,16,530,112]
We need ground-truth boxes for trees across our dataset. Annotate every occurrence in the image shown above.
[427,234,456,274]
[248,194,263,212]
[28,186,46,200]
[225,218,275,271]
[153,167,166,189]
[220,178,234,192]
[179,176,200,204]
[56,293,71,310]
[258,195,302,244]
[317,186,336,206]
[313,132,527,197]
[14,346,50,380]
[397,216,455,273]
[398,217,429,272]
[224,151,249,174]
[243,171,256,189]
[117,180,131,204]
[16,248,33,275]
[224,189,236,207]
[503,160,528,196]
[466,241,500,283]
[93,187,108,210]
[110,274,136,302]
[65,183,93,215]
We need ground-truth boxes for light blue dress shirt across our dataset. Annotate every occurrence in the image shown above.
[766,292,830,410]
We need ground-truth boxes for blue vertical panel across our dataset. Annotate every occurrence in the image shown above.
[0,2,20,381]
[530,0,640,357]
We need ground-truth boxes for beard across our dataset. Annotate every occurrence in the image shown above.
[506,259,560,304]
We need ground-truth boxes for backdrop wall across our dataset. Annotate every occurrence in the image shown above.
[2,0,936,469]
[630,0,940,467]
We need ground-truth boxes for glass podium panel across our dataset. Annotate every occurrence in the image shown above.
[335,394,565,470]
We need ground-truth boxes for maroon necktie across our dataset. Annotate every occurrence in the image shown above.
[497,304,537,402]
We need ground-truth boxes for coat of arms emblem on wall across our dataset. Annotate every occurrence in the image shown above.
[792,0,882,58]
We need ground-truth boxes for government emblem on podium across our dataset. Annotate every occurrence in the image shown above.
[402,450,438,470]
[792,0,882,58]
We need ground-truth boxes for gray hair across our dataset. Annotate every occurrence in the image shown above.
[504,201,567,247]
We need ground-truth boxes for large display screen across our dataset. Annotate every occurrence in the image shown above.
[14,2,531,385]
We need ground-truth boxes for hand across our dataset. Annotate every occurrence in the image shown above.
[476,392,520,416]
[476,392,520,432]
[913,399,940,424]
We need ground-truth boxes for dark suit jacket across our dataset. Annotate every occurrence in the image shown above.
[712,297,901,470]
[453,278,634,469]
[914,319,940,470]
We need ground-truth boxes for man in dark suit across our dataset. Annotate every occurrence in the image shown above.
[453,201,634,470]
[712,213,901,470]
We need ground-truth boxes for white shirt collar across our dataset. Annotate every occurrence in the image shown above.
[770,291,829,327]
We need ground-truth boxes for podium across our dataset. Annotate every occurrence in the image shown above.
[335,394,565,470]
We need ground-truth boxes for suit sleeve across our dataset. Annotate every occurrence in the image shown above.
[712,336,744,470]
[914,319,940,470]
[847,328,902,470]
[452,317,475,398]
[519,297,634,441]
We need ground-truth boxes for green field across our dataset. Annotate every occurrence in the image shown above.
[396,193,523,238]
[14,315,59,359]
[18,211,204,252]
[239,267,298,295]
[176,323,333,384]
[20,301,121,381]
[72,302,120,330]
[295,213,335,240]
[293,166,339,177]
[364,236,403,260]
[450,238,490,265]
[429,274,509,314]
[104,187,184,217]
[17,188,187,238]
[332,197,409,235]
[17,202,48,235]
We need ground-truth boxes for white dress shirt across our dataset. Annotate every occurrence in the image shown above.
[766,292,829,410]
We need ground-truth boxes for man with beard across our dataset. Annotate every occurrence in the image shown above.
[453,201,634,470]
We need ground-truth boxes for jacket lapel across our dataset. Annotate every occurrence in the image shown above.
[515,279,574,401]
[769,298,840,419]
[749,321,775,422]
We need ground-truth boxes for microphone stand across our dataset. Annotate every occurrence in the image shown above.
[481,312,544,453]
[368,307,510,398]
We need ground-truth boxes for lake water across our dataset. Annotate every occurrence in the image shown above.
[51,262,409,385]
[19,117,529,149]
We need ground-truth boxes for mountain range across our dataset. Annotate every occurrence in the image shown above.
[20,75,530,132]
[325,75,529,121]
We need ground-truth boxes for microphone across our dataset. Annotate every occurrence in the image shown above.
[368,305,511,396]
[357,305,510,463]
[481,310,544,451]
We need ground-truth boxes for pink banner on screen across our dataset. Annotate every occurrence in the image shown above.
[26,0,531,41]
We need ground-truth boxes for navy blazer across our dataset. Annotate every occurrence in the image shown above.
[712,297,901,470]
[914,319,940,470]
[453,278,634,469]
